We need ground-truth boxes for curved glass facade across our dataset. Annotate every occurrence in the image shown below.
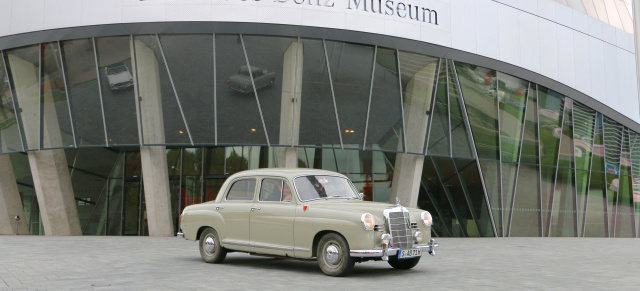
[2,34,639,237]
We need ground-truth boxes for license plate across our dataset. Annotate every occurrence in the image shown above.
[398,248,422,259]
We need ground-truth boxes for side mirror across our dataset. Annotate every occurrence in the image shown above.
[358,192,364,200]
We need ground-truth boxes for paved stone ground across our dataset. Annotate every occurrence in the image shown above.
[0,236,638,290]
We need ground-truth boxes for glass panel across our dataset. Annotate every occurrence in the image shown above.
[417,180,448,237]
[215,34,267,145]
[540,165,556,236]
[167,148,181,176]
[5,45,40,150]
[584,170,608,237]
[603,0,624,30]
[40,42,74,149]
[592,114,606,176]
[106,178,124,236]
[550,99,576,237]
[603,116,623,236]
[592,0,610,22]
[133,35,190,145]
[479,160,502,236]
[502,161,517,231]
[455,158,494,236]
[572,102,595,174]
[422,156,464,236]
[181,175,202,206]
[0,53,22,152]
[567,0,587,13]
[630,131,640,237]
[432,156,479,236]
[244,35,298,146]
[325,41,374,149]
[449,60,474,158]
[537,87,564,167]
[614,175,635,237]
[427,61,449,156]
[498,73,528,163]
[204,146,225,175]
[122,181,140,235]
[582,0,599,18]
[366,47,403,152]
[519,85,539,165]
[298,38,341,148]
[204,178,224,202]
[399,52,438,154]
[60,39,105,146]
[182,147,202,176]
[455,62,499,160]
[158,34,215,144]
[349,174,372,201]
[225,146,249,175]
[373,173,392,203]
[510,163,541,236]
[615,0,634,32]
[125,151,142,178]
[620,129,631,176]
[11,152,42,235]
[95,36,139,146]
[139,190,148,236]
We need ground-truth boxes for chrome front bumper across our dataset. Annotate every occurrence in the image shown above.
[350,239,439,260]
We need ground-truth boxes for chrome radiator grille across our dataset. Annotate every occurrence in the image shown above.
[387,211,412,249]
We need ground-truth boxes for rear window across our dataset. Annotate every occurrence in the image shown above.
[226,179,256,201]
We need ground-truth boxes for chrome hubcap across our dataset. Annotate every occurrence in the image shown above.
[205,236,215,254]
[325,245,340,265]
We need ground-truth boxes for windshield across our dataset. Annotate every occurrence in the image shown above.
[294,175,358,201]
[107,64,128,74]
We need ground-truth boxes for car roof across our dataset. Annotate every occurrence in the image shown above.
[228,168,347,180]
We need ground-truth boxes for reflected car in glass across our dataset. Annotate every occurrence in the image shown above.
[226,66,276,93]
[105,63,133,90]
[178,168,438,276]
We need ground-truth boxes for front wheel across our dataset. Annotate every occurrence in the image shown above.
[199,228,227,263]
[388,255,421,270]
[316,233,355,276]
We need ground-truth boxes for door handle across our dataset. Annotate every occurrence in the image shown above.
[251,207,261,211]
[216,206,224,210]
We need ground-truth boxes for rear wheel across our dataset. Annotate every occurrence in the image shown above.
[316,233,355,276]
[199,228,227,263]
[388,255,421,270]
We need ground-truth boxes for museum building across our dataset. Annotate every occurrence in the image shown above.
[1,0,639,238]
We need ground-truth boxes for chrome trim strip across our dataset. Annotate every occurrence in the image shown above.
[350,250,383,257]
[221,240,251,247]
[222,240,294,252]
[293,247,310,253]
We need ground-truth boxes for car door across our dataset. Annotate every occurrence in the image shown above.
[249,178,295,256]
[218,178,256,252]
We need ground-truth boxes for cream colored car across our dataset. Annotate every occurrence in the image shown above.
[178,168,438,276]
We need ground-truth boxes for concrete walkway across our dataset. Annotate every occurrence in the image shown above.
[0,236,638,290]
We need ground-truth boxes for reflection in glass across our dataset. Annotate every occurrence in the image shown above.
[40,42,74,149]
[455,62,499,160]
[182,147,202,176]
[106,176,124,236]
[204,146,226,175]
[421,157,464,236]
[159,34,215,145]
[181,176,202,210]
[5,45,40,150]
[399,52,438,154]
[572,102,595,236]
[549,99,576,237]
[366,48,404,152]
[498,73,528,163]
[449,60,474,158]
[325,41,374,149]
[603,116,623,236]
[133,35,191,145]
[96,36,139,146]
[216,35,268,145]
[427,61,449,156]
[244,35,298,146]
[630,131,640,237]
[615,174,635,237]
[60,39,106,147]
[455,158,494,236]
[0,53,22,152]
[298,39,341,148]
[479,160,502,236]
[584,164,608,237]
[433,156,479,236]
[511,163,542,236]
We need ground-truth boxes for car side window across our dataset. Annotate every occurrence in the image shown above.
[226,179,256,201]
[259,178,292,203]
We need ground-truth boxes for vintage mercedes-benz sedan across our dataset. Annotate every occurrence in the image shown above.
[178,168,438,276]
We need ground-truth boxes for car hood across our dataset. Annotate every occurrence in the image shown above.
[107,71,132,83]
[301,199,419,215]
[228,74,251,83]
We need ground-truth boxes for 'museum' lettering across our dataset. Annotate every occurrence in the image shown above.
[348,0,438,24]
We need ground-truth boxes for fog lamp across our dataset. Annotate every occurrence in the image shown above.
[381,233,391,245]
[414,231,423,243]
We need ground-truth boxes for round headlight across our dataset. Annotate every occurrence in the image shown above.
[421,211,433,227]
[361,213,375,231]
